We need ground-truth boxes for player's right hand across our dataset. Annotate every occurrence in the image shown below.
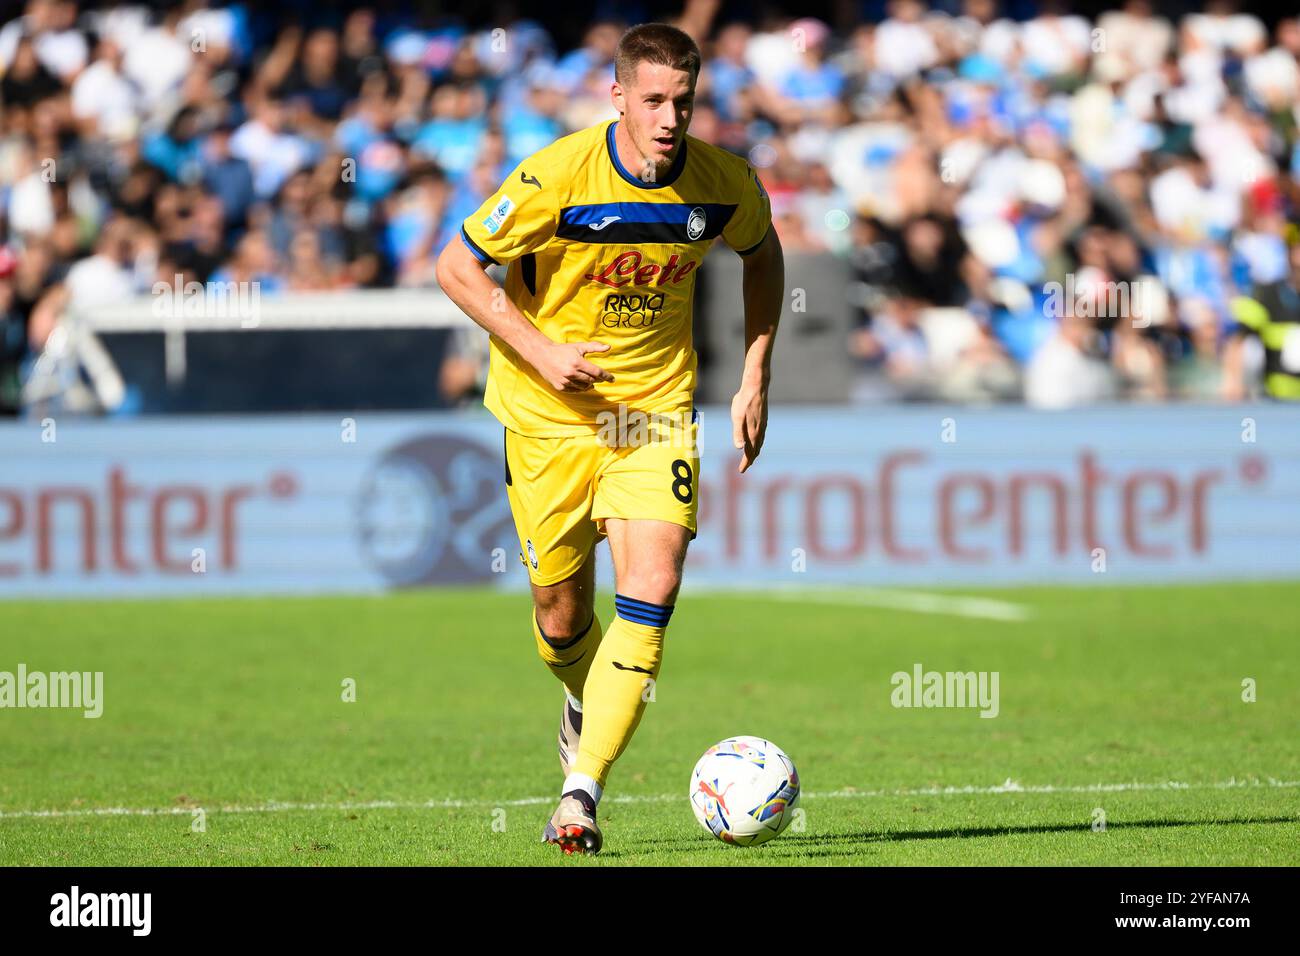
[535,341,615,392]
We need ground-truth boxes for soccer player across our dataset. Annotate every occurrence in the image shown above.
[435,22,784,854]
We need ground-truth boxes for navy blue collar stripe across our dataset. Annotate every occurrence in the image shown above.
[605,120,688,189]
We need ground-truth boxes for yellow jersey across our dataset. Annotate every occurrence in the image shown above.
[459,119,772,436]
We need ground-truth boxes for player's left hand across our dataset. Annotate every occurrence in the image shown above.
[730,382,768,474]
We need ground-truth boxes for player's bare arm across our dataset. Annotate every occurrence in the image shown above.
[434,240,613,392]
[732,225,784,473]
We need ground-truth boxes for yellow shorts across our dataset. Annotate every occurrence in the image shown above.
[503,410,700,586]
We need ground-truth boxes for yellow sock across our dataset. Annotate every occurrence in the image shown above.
[533,612,603,701]
[573,594,673,787]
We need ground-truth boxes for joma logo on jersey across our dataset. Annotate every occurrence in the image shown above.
[601,293,665,329]
[584,251,698,288]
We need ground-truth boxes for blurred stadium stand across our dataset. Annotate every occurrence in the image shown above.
[4,0,1300,417]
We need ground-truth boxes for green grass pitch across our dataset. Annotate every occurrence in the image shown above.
[1,582,1296,866]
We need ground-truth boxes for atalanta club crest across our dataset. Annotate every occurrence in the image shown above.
[686,206,706,240]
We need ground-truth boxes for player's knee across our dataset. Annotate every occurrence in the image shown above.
[617,566,682,609]
[533,596,593,642]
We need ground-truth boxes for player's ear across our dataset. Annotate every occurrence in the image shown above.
[611,81,625,115]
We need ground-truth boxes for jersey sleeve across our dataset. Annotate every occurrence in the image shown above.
[459,160,559,265]
[722,164,773,256]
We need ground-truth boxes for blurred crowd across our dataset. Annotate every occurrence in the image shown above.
[1,0,1298,413]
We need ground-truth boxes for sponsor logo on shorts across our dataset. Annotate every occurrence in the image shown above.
[526,539,538,570]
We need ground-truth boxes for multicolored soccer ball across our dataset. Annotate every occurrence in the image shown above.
[689,736,800,846]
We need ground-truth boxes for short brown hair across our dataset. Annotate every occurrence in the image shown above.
[614,23,701,87]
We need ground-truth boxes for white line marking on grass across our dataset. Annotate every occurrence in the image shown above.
[714,586,1033,622]
[2,777,1294,821]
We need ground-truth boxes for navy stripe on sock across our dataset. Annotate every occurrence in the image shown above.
[536,614,595,651]
[614,594,674,628]
[615,599,674,622]
[616,594,668,611]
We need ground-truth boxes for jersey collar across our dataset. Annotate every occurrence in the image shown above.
[606,120,688,189]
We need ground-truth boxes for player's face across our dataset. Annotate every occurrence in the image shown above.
[613,61,695,176]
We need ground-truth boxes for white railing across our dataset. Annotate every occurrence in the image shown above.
[22,288,476,415]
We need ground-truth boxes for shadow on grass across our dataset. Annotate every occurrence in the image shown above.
[603,815,1300,859]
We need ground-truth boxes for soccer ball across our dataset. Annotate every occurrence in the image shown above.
[689,736,800,846]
